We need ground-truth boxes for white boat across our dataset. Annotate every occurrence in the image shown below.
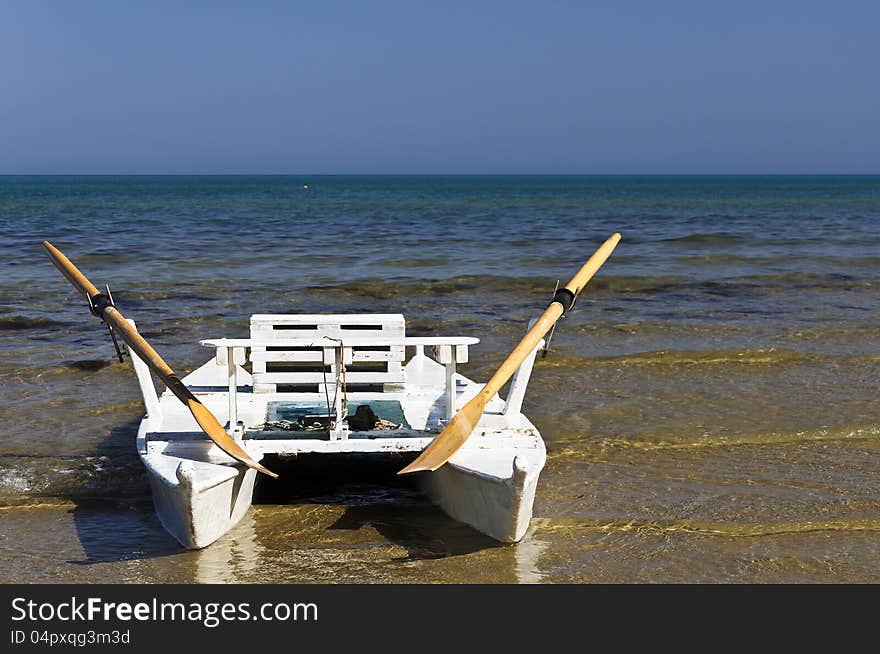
[44,234,619,552]
[129,313,547,549]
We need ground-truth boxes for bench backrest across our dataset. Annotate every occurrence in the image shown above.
[249,314,405,393]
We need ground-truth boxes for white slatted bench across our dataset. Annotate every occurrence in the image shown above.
[249,314,407,394]
[200,314,479,435]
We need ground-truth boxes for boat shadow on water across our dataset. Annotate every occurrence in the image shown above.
[253,452,505,562]
[67,417,179,566]
[67,422,502,568]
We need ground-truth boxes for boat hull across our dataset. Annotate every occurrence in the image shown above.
[142,452,257,549]
[142,446,544,549]
[420,450,545,543]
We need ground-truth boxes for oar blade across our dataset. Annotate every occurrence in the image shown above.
[187,399,278,479]
[398,395,486,474]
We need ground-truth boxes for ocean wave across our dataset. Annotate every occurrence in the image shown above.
[301,270,876,301]
[0,315,67,331]
[303,274,693,299]
[547,424,880,455]
[677,254,880,267]
[0,454,148,501]
[305,274,547,298]
[660,232,746,246]
[378,257,450,268]
[734,271,874,290]
[63,359,115,372]
[539,347,817,369]
[531,516,880,538]
[673,254,781,265]
[786,325,880,340]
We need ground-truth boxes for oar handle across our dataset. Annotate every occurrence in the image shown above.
[42,241,102,301]
[551,232,621,313]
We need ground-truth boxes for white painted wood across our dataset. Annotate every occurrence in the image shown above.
[247,314,408,393]
[504,337,544,418]
[142,449,257,549]
[434,344,471,419]
[250,313,406,328]
[435,344,452,364]
[319,346,353,365]
[254,371,404,384]
[433,343,470,365]
[125,319,162,427]
[445,360,456,419]
[249,349,397,363]
[226,348,238,437]
[420,447,546,542]
[201,336,479,347]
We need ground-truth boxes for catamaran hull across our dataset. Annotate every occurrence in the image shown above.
[141,452,257,549]
[141,446,544,549]
[421,454,545,543]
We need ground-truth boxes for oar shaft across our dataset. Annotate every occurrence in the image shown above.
[567,233,621,294]
[44,241,179,383]
[482,303,562,399]
[102,307,176,380]
[552,232,621,312]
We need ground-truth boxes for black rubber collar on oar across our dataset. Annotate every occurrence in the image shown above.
[551,288,576,313]
[88,293,114,319]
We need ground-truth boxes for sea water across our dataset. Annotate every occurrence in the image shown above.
[1,175,878,582]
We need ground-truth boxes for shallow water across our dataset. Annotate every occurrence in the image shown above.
[1,175,878,583]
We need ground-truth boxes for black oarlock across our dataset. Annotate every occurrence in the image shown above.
[92,284,126,363]
[87,292,114,318]
[106,323,126,363]
[551,287,576,313]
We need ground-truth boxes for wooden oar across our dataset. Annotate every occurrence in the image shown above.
[398,232,621,475]
[42,241,278,479]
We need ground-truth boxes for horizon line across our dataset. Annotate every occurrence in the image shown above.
[1,172,879,177]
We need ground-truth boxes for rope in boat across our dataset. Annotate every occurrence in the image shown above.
[321,338,348,428]
[259,416,400,431]
[322,350,333,423]
[333,339,348,422]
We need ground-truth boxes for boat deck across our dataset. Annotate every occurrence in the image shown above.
[139,353,543,464]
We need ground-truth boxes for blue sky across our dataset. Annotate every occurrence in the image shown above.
[1,1,878,174]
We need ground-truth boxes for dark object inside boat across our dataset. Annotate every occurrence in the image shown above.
[348,404,380,431]
[258,400,410,435]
